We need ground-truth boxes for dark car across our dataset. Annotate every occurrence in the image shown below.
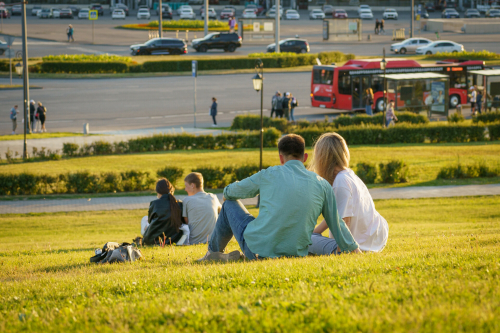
[130,38,187,55]
[425,2,435,11]
[267,38,310,54]
[441,8,460,18]
[416,9,429,19]
[332,9,347,18]
[322,4,334,14]
[59,8,73,18]
[162,4,173,18]
[486,9,500,17]
[12,4,22,15]
[465,8,481,17]
[191,32,242,52]
[69,6,80,15]
[91,4,104,15]
[0,8,10,18]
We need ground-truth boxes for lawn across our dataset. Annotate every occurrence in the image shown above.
[1,142,499,190]
[0,196,499,331]
[0,132,95,141]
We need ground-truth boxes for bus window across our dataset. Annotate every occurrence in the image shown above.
[338,71,351,94]
[313,69,334,85]
[372,76,384,93]
[450,71,467,89]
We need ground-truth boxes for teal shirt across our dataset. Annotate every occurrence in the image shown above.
[223,160,359,258]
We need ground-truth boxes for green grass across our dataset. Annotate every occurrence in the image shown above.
[1,142,499,190]
[0,132,96,141]
[42,54,134,63]
[0,196,499,331]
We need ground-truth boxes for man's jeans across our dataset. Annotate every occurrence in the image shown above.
[308,233,338,256]
[208,200,258,260]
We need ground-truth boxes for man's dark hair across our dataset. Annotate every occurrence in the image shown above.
[278,134,305,158]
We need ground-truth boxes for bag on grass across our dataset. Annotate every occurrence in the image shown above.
[90,242,143,264]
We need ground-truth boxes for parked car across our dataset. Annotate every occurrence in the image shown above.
[441,8,460,18]
[130,38,187,55]
[267,38,309,53]
[177,5,192,15]
[357,4,371,14]
[332,9,348,18]
[201,7,216,19]
[415,40,464,55]
[285,9,300,19]
[266,8,283,18]
[112,9,125,19]
[52,8,60,18]
[59,8,73,18]
[0,40,8,55]
[486,8,500,17]
[417,9,429,19]
[69,6,80,15]
[162,4,172,19]
[246,4,264,15]
[220,8,235,19]
[137,8,151,19]
[322,4,334,15]
[31,5,42,16]
[391,37,432,54]
[78,8,89,19]
[188,0,203,4]
[39,8,53,18]
[114,3,129,16]
[242,8,257,18]
[465,8,481,17]
[179,8,195,19]
[12,4,22,15]
[90,4,103,15]
[191,32,242,52]
[309,8,325,19]
[425,2,435,11]
[0,8,10,18]
[383,8,398,19]
[359,9,373,19]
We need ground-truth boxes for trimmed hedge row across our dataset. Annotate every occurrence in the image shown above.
[193,165,270,189]
[62,129,281,157]
[333,112,429,127]
[37,61,129,74]
[231,115,289,132]
[472,111,500,124]
[437,162,500,179]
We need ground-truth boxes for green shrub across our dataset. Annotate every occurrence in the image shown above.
[0,61,14,72]
[149,19,231,30]
[472,111,500,124]
[424,50,500,60]
[192,167,231,189]
[157,166,184,184]
[38,61,129,74]
[333,112,428,127]
[355,163,377,184]
[379,160,409,184]
[488,122,500,141]
[447,113,465,123]
[231,115,289,132]
[437,162,499,179]
[62,143,79,157]
[42,54,134,63]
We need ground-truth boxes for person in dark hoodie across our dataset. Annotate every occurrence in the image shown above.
[141,178,189,246]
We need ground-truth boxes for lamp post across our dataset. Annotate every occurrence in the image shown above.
[15,62,23,76]
[21,0,30,158]
[252,59,264,171]
[380,48,387,127]
[158,0,163,38]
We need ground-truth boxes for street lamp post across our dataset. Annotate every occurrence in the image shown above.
[158,0,163,38]
[380,48,387,127]
[21,0,30,158]
[252,59,264,171]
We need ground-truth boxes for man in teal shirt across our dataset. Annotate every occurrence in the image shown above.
[199,134,360,261]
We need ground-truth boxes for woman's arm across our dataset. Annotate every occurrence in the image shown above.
[314,217,352,234]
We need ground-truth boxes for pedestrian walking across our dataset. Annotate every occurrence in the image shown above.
[290,93,298,121]
[375,19,380,34]
[229,16,236,33]
[380,19,385,34]
[282,92,291,121]
[275,92,284,118]
[476,89,483,115]
[37,102,47,132]
[29,100,36,133]
[271,91,280,118]
[470,86,477,116]
[66,24,74,42]
[210,97,218,126]
[385,100,398,127]
[10,105,19,135]
[364,88,374,116]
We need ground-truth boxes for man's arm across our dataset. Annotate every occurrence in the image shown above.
[223,170,262,201]
[322,186,359,253]
[314,217,352,234]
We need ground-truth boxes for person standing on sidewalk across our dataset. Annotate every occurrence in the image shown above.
[375,19,380,35]
[67,24,74,42]
[290,93,298,121]
[476,88,483,115]
[364,88,374,116]
[282,92,291,121]
[275,92,284,118]
[271,91,280,118]
[229,16,236,33]
[210,97,218,127]
[29,100,36,133]
[470,86,477,116]
[380,19,385,34]
[37,102,47,133]
[385,100,398,127]
[10,105,19,135]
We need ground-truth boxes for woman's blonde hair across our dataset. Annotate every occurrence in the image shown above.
[308,132,350,185]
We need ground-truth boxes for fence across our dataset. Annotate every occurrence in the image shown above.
[392,28,406,40]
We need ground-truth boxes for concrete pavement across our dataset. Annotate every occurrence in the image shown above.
[1,183,499,214]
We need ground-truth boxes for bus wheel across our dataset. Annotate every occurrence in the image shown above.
[449,94,460,108]
[376,98,385,112]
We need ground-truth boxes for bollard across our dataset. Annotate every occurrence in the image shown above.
[367,34,371,40]
[83,123,90,135]
[457,104,462,115]
[176,30,179,38]
[186,30,189,41]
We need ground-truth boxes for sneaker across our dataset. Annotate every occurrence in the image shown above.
[12,132,16,135]
[197,250,241,262]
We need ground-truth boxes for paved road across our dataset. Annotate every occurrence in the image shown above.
[2,184,499,214]
[0,72,335,134]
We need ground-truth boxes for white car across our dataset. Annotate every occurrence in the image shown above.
[31,5,42,16]
[357,4,371,14]
[285,9,300,20]
[266,8,283,18]
[201,8,216,19]
[415,40,464,55]
[137,8,151,19]
[242,8,257,18]
[391,38,432,54]
[309,9,325,20]
[78,8,89,19]
[39,8,53,18]
[383,8,398,19]
[359,9,373,19]
[179,8,195,19]
[112,9,126,19]
[177,5,192,15]
[52,8,60,18]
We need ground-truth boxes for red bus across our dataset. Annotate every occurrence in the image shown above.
[310,59,484,113]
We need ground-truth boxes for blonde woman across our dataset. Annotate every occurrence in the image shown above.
[308,133,388,254]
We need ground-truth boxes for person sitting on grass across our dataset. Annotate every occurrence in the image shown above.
[141,178,190,246]
[183,172,221,245]
[308,133,389,255]
[198,134,361,262]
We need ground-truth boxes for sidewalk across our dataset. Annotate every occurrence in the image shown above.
[1,184,499,214]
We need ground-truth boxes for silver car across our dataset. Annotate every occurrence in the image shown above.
[391,38,432,54]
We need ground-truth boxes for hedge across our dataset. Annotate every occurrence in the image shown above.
[61,129,281,157]
[192,165,270,188]
[437,162,500,179]
[37,61,129,74]
[489,123,500,141]
[231,115,289,132]
[472,111,500,124]
[333,112,429,127]
[424,50,500,61]
[42,54,134,63]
